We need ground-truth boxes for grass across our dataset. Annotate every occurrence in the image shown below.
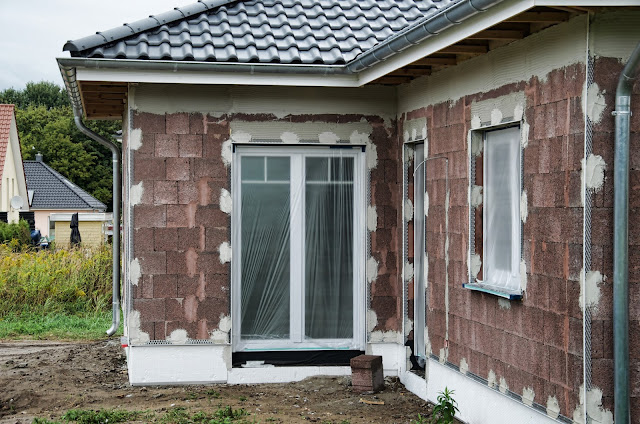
[0,243,117,341]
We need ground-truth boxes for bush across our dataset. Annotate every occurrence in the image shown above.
[0,219,30,247]
[0,244,113,315]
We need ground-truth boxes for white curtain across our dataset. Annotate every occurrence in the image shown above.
[413,144,426,358]
[484,127,521,292]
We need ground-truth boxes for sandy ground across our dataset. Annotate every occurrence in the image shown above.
[0,340,436,423]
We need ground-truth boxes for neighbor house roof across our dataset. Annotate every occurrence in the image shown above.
[63,0,460,65]
[23,160,107,211]
[0,104,15,181]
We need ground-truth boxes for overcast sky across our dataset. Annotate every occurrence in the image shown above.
[0,0,194,90]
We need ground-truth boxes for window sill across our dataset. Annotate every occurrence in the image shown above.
[462,282,523,300]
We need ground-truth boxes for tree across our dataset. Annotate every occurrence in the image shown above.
[3,82,121,210]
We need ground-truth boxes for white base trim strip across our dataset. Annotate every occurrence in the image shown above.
[227,366,350,385]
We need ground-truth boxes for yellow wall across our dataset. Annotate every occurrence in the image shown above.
[54,221,105,248]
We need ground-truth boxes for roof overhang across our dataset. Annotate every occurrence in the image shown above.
[57,0,639,119]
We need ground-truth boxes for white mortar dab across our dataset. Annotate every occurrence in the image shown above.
[129,128,142,150]
[584,83,607,124]
[580,269,604,312]
[319,131,340,144]
[521,122,530,148]
[459,357,469,375]
[221,139,233,167]
[490,109,503,126]
[488,369,497,389]
[366,257,378,283]
[583,154,606,192]
[369,330,401,343]
[471,115,482,129]
[168,329,189,345]
[280,131,299,143]
[499,376,509,394]
[219,188,232,214]
[514,103,524,122]
[130,258,141,286]
[424,191,429,217]
[470,185,483,208]
[367,205,378,232]
[520,260,527,292]
[231,131,251,143]
[470,253,482,280]
[366,309,378,333]
[218,242,232,264]
[546,395,560,419]
[210,314,232,344]
[520,191,528,223]
[522,387,535,407]
[128,310,150,344]
[404,198,414,221]
[130,182,144,206]
[498,298,511,310]
[404,261,414,282]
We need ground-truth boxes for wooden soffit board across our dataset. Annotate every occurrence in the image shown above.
[79,81,127,120]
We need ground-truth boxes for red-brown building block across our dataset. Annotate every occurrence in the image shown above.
[350,355,384,393]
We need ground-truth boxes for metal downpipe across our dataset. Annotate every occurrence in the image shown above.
[72,112,122,336]
[613,40,640,424]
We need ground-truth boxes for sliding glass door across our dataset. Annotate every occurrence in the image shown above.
[232,146,365,351]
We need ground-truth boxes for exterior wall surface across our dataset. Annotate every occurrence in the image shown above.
[126,85,400,350]
[54,220,105,247]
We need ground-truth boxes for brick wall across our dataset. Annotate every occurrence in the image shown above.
[589,56,640,417]
[131,112,230,341]
[402,63,586,418]
[129,111,401,342]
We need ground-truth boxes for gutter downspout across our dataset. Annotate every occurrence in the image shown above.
[73,113,122,336]
[612,40,640,424]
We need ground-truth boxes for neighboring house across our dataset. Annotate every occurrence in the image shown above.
[0,104,29,223]
[24,154,109,246]
[58,1,640,423]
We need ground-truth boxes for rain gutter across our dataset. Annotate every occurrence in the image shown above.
[612,40,640,424]
[58,63,122,337]
[347,0,506,73]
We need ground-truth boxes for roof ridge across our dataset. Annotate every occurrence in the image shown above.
[64,0,238,54]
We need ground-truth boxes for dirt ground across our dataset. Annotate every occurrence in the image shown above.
[0,340,435,423]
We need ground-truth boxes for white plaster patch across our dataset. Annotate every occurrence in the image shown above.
[366,257,379,283]
[231,131,251,143]
[470,133,483,157]
[366,309,378,332]
[280,131,299,143]
[585,83,607,124]
[424,327,431,355]
[406,146,415,160]
[403,131,410,143]
[130,182,144,207]
[459,357,468,375]
[499,376,509,394]
[319,131,340,144]
[470,185,483,208]
[404,262,414,283]
[365,140,378,170]
[522,387,535,407]
[583,154,607,192]
[221,139,233,167]
[218,242,232,264]
[411,128,417,141]
[520,191,528,223]
[404,198,414,221]
[439,348,447,364]
[520,260,527,292]
[498,298,511,310]
[546,395,560,419]
[470,254,482,280]
[514,103,524,121]
[210,330,228,344]
[350,130,369,145]
[168,329,189,345]
[421,126,427,140]
[490,108,503,126]
[367,205,378,232]
[580,269,604,311]
[404,317,414,336]
[130,258,141,286]
[129,128,142,151]
[218,314,232,333]
[488,369,497,389]
[219,189,232,214]
[586,387,614,424]
[369,330,401,343]
[424,191,429,217]
[471,115,481,129]
[423,253,429,288]
[521,122,530,148]
[128,310,150,344]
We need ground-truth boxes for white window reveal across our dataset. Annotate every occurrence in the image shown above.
[466,126,523,299]
[232,146,366,351]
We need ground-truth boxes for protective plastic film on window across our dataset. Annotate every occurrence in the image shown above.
[233,147,364,351]
[483,127,521,292]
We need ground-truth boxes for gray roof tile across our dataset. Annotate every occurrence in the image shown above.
[24,161,107,211]
[66,0,460,65]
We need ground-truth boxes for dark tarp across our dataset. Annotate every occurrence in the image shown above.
[70,213,81,246]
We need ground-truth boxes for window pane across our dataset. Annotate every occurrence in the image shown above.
[413,143,426,358]
[240,157,291,340]
[484,127,520,291]
[330,157,354,182]
[306,157,328,181]
[241,157,264,181]
[305,157,354,339]
[267,157,290,181]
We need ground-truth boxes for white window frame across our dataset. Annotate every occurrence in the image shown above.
[231,145,366,352]
[466,124,523,299]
